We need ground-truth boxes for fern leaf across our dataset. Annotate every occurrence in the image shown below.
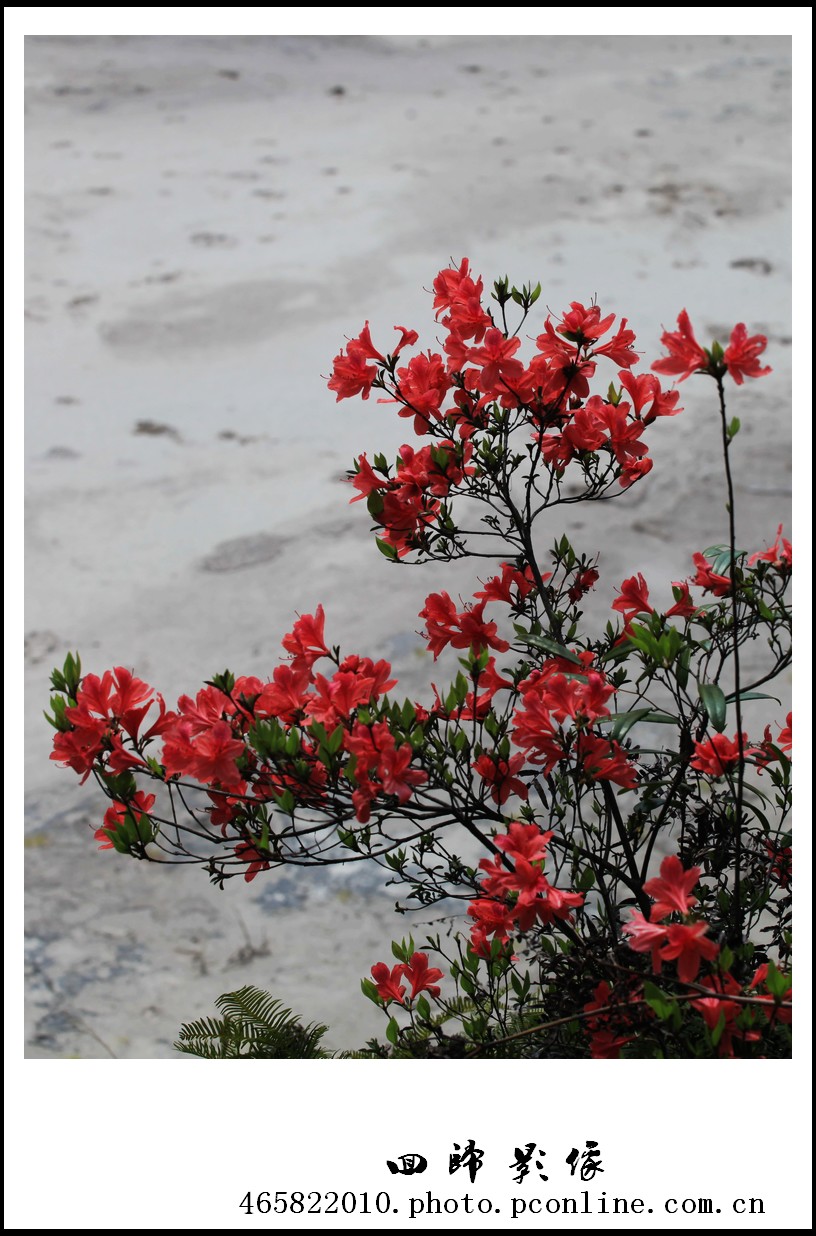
[175,986,330,1059]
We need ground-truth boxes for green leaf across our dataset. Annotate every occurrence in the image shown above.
[274,788,295,815]
[710,1011,727,1048]
[600,708,677,741]
[698,682,727,733]
[43,695,71,732]
[514,632,583,664]
[725,690,782,705]
[361,973,378,1003]
[643,981,673,1022]
[327,724,345,755]
[62,651,82,696]
[763,961,790,1000]
[366,489,385,518]
[416,995,431,1021]
[385,1017,400,1046]
[375,537,398,560]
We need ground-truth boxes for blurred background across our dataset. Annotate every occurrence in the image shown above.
[24,34,791,1056]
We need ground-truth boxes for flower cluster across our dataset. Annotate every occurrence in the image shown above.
[369,952,444,1007]
[467,822,583,956]
[511,654,637,788]
[622,855,719,983]
[47,261,790,1061]
[652,310,771,385]
[50,607,432,874]
[330,260,692,559]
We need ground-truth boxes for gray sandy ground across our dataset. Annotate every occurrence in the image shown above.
[24,35,791,1057]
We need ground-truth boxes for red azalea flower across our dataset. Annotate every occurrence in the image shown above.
[348,453,389,503]
[664,581,699,619]
[442,287,493,344]
[568,566,600,604]
[556,301,616,343]
[723,322,772,385]
[281,605,330,675]
[419,592,510,660]
[192,720,247,790]
[749,965,792,1025]
[95,791,156,850]
[618,370,682,423]
[651,309,708,381]
[691,973,744,1057]
[747,524,792,571]
[643,854,701,921]
[50,716,109,782]
[388,351,451,435]
[660,922,719,983]
[467,897,516,956]
[472,753,528,804]
[370,961,407,1005]
[377,742,428,803]
[537,671,614,728]
[575,732,639,790]
[777,713,792,751]
[621,911,668,973]
[561,403,606,452]
[234,840,271,883]
[402,952,444,1000]
[254,664,311,723]
[691,732,754,777]
[328,341,378,401]
[511,690,566,774]
[467,328,525,396]
[612,573,654,622]
[474,561,538,605]
[493,822,552,864]
[765,839,792,889]
[592,318,638,368]
[690,551,733,597]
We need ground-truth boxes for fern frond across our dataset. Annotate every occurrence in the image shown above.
[175,986,331,1059]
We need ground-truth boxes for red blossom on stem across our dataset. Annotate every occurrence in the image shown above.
[722,323,772,385]
[690,551,733,597]
[660,922,719,983]
[95,791,156,850]
[612,573,654,622]
[472,753,528,804]
[643,854,701,921]
[402,953,444,1000]
[370,962,407,1005]
[691,732,756,777]
[651,310,708,382]
[747,525,791,571]
[419,591,510,660]
[234,840,271,883]
[281,606,330,675]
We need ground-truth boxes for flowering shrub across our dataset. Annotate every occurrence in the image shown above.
[47,261,791,1058]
